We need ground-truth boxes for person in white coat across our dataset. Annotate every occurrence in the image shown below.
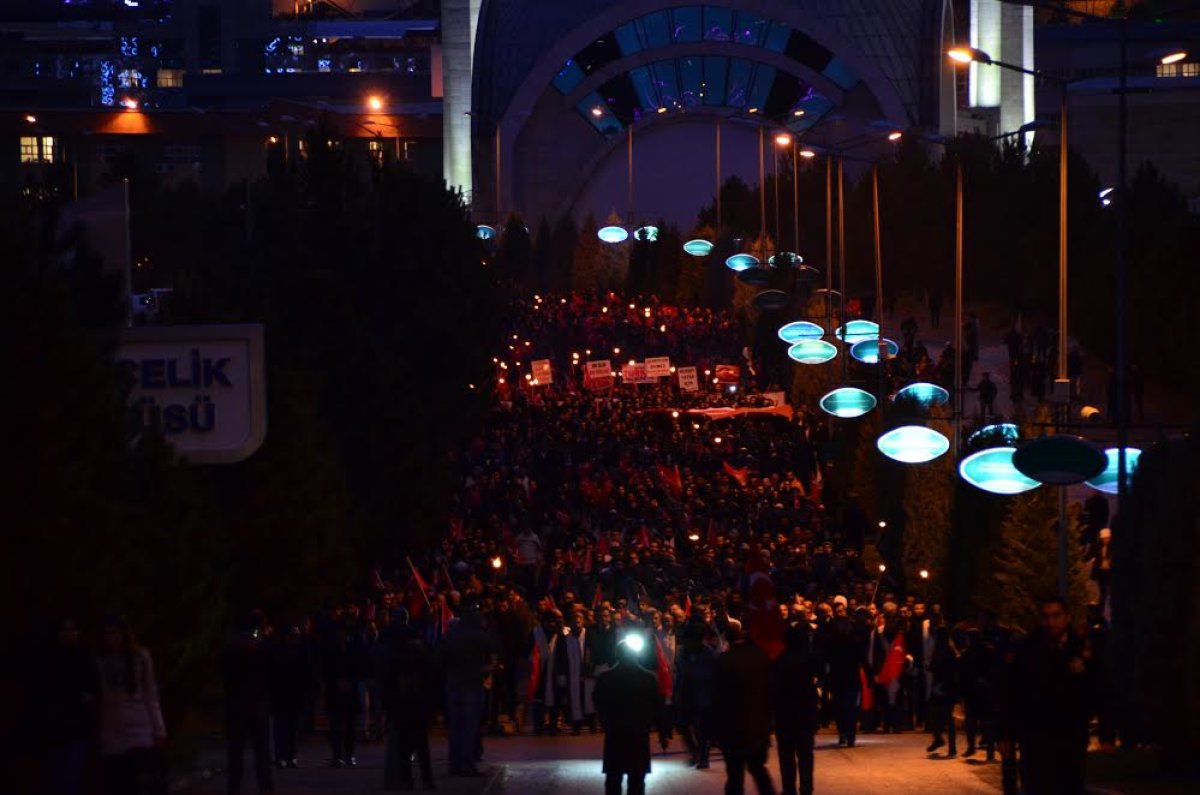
[96,616,167,795]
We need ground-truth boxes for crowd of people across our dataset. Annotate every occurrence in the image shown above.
[27,290,1116,795]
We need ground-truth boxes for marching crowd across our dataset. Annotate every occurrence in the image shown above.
[30,291,1113,795]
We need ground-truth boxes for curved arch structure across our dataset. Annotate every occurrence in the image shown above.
[449,0,957,223]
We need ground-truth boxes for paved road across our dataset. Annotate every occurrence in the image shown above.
[487,730,1002,794]
[191,728,1002,794]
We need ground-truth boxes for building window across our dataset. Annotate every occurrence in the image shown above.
[162,144,202,165]
[368,138,385,167]
[1157,62,1200,78]
[19,136,55,163]
[157,68,184,88]
[118,68,144,89]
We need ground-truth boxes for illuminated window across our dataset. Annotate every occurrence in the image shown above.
[1157,62,1200,78]
[368,138,385,166]
[19,136,55,163]
[118,68,144,89]
[157,69,184,88]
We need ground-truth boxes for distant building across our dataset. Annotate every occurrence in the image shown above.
[1,0,443,197]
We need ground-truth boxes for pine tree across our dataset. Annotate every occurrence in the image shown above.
[982,486,1088,628]
[900,408,955,602]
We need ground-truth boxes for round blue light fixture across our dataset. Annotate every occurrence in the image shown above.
[769,252,801,268]
[1084,447,1142,495]
[634,225,659,242]
[753,289,791,312]
[877,425,950,464]
[959,448,1041,495]
[777,321,825,344]
[725,253,760,272]
[737,268,772,287]
[683,239,714,257]
[894,382,951,407]
[850,338,899,364]
[967,423,1020,448]
[598,226,629,244]
[1013,435,1107,485]
[476,224,497,240]
[788,340,838,365]
[834,320,880,345]
[819,387,878,418]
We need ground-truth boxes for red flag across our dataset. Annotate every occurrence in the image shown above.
[597,534,610,558]
[545,592,558,614]
[722,460,749,487]
[714,364,740,383]
[653,635,674,699]
[877,634,907,686]
[658,464,683,496]
[407,558,431,606]
[860,667,875,711]
[683,591,693,616]
[592,583,604,611]
[529,642,541,702]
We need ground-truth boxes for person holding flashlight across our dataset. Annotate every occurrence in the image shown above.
[593,632,662,795]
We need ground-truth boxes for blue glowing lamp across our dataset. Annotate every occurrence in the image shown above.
[777,321,825,344]
[725,253,760,272]
[753,289,791,312]
[738,268,771,287]
[598,225,630,244]
[834,320,880,345]
[787,340,838,364]
[894,382,951,407]
[819,387,878,418]
[959,448,1041,495]
[1084,448,1142,494]
[476,224,497,240]
[634,225,659,242]
[967,423,1020,448]
[1013,435,1107,485]
[877,425,950,464]
[683,239,714,257]
[850,338,899,364]
[769,252,801,268]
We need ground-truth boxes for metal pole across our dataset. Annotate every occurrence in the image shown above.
[759,126,767,245]
[955,162,964,456]
[1058,85,1069,384]
[1115,11,1130,550]
[1058,485,1069,598]
[792,143,800,254]
[838,159,846,383]
[123,178,133,328]
[873,165,884,401]
[774,142,781,252]
[627,124,635,225]
[495,126,502,222]
[716,119,723,234]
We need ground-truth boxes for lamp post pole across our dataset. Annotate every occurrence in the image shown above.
[955,161,964,458]
[872,165,885,403]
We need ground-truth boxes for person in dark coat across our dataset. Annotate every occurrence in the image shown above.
[674,621,717,768]
[223,611,275,794]
[825,616,865,747]
[925,624,960,757]
[438,601,498,777]
[1000,597,1092,795]
[593,631,662,795]
[269,626,308,769]
[714,620,777,795]
[379,607,436,791]
[323,621,369,767]
[772,623,819,795]
[39,617,99,795]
